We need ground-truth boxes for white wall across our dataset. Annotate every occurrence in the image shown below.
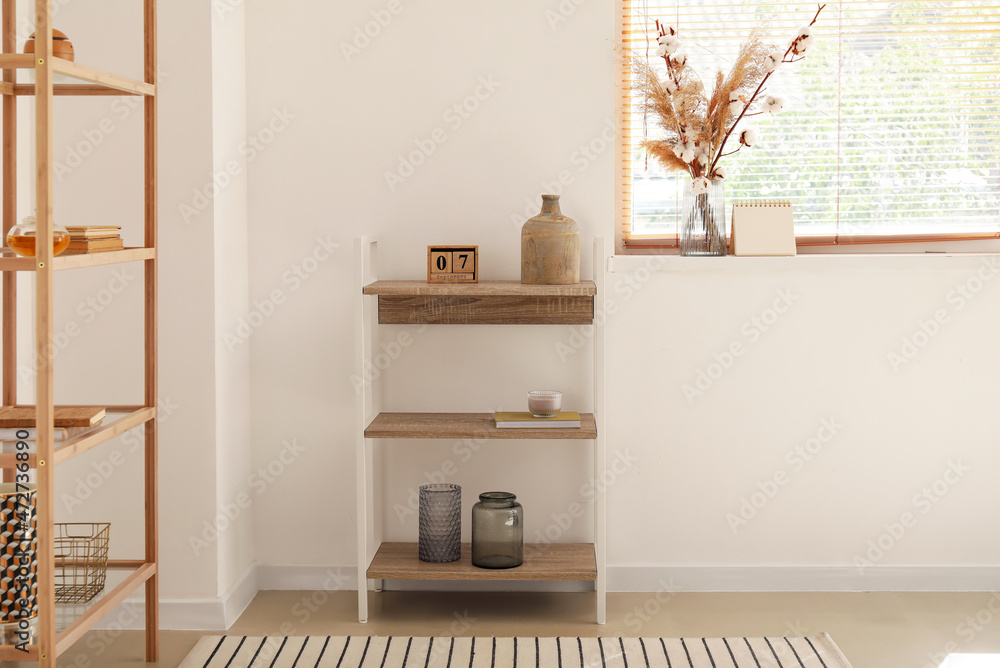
[20,0,999,633]
[210,0,255,606]
[243,0,1000,596]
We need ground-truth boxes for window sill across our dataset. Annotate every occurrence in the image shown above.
[608,251,1000,274]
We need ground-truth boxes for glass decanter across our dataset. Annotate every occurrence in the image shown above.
[6,215,70,257]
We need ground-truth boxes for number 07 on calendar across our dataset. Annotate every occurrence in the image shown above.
[427,245,479,284]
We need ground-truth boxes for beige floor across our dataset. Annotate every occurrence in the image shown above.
[18,590,1000,667]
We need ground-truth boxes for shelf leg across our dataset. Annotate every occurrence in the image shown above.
[356,237,380,624]
[1,0,17,479]
[373,579,383,593]
[143,0,160,658]
[34,2,57,664]
[593,236,607,625]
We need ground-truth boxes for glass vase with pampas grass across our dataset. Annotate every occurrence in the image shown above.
[633,4,826,255]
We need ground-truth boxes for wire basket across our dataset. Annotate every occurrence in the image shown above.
[53,523,110,604]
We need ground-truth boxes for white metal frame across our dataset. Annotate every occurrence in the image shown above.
[355,236,608,624]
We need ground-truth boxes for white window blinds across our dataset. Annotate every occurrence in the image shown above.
[619,0,1000,249]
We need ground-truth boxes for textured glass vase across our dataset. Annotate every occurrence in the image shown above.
[418,484,461,563]
[471,491,523,569]
[679,180,727,256]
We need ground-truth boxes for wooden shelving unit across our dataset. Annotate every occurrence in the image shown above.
[0,3,158,665]
[364,412,598,440]
[355,238,607,624]
[368,543,597,582]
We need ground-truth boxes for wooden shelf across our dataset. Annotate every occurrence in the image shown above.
[0,55,154,96]
[365,412,597,440]
[365,280,596,325]
[367,542,597,581]
[363,280,597,297]
[0,563,155,660]
[0,407,155,469]
[0,247,155,271]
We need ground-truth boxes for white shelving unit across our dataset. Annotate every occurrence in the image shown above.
[354,236,607,624]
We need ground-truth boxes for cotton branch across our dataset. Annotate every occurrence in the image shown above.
[706,3,826,176]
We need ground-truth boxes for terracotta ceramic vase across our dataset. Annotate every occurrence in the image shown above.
[520,194,580,285]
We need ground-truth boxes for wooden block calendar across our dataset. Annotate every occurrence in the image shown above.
[427,245,478,283]
[731,200,796,256]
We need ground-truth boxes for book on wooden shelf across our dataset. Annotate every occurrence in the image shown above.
[0,406,105,428]
[64,237,125,253]
[0,426,89,441]
[495,411,581,428]
[65,225,123,240]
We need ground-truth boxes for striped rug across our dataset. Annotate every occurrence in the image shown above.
[179,634,853,668]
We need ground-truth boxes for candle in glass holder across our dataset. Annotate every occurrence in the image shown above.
[527,390,561,418]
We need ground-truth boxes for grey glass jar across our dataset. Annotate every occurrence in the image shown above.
[418,484,461,563]
[471,491,523,569]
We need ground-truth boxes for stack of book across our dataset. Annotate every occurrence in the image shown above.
[64,226,124,254]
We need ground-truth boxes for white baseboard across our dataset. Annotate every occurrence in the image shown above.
[222,562,259,627]
[93,562,257,631]
[607,565,1000,592]
[88,563,1000,632]
[261,564,1000,593]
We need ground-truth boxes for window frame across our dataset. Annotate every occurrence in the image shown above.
[615,0,1000,255]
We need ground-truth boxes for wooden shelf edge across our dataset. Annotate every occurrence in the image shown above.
[0,247,155,272]
[14,83,147,96]
[364,280,597,297]
[0,563,156,660]
[53,407,156,465]
[368,542,597,581]
[0,55,153,96]
[55,563,156,655]
[51,58,154,96]
[365,412,598,440]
